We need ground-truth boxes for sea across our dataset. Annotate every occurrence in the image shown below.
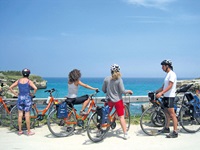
[35,77,192,115]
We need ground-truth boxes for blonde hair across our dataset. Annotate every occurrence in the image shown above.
[111,71,121,80]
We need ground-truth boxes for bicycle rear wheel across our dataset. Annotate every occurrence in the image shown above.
[124,104,131,131]
[87,111,110,143]
[140,106,167,136]
[47,108,76,137]
[0,102,14,126]
[180,105,200,133]
[10,105,36,130]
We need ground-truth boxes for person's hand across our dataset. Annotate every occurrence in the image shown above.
[30,93,35,97]
[126,90,133,95]
[156,92,163,98]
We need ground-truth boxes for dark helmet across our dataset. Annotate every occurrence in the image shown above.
[161,59,173,70]
[22,68,31,77]
[110,64,120,72]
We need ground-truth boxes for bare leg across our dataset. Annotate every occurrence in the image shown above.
[18,110,23,132]
[119,115,127,133]
[81,98,90,111]
[25,111,31,133]
[168,108,178,132]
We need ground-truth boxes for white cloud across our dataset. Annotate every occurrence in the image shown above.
[125,0,176,10]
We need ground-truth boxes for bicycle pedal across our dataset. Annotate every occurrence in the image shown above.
[111,121,116,129]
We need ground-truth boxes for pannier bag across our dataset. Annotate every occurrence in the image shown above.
[57,101,68,119]
[96,105,110,124]
[188,95,200,118]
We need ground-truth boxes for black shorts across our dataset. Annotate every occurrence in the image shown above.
[66,95,89,105]
[163,97,175,108]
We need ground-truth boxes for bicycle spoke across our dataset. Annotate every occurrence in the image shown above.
[87,112,108,142]
[180,106,200,133]
[47,108,76,137]
[140,107,166,136]
[0,102,12,126]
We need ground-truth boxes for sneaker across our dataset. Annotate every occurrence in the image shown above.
[166,131,178,138]
[123,133,130,140]
[27,131,35,136]
[80,110,88,116]
[158,127,170,133]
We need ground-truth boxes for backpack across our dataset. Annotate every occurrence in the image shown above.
[96,105,110,124]
[57,101,68,119]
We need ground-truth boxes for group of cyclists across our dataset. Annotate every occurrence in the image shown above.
[7,59,179,139]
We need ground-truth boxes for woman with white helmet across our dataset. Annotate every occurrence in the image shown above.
[102,64,133,140]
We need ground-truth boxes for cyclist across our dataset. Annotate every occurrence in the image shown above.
[9,68,37,136]
[102,64,133,140]
[156,60,178,138]
[66,69,98,115]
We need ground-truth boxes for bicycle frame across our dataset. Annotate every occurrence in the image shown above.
[32,96,55,117]
[0,97,11,114]
[64,97,97,125]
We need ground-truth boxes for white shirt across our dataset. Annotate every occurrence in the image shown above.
[163,70,177,97]
[67,83,78,98]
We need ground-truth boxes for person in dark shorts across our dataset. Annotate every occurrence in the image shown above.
[9,68,37,136]
[156,60,178,138]
[67,69,98,115]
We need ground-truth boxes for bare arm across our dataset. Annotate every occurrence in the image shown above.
[156,82,173,98]
[29,80,37,96]
[78,80,98,91]
[9,80,19,97]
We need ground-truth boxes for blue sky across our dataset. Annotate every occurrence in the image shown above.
[0,0,200,78]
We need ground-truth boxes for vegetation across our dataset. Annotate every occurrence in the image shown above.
[0,70,44,86]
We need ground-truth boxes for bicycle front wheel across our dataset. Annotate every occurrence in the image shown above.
[0,102,14,126]
[124,104,131,131]
[180,105,200,133]
[10,105,36,130]
[47,108,76,137]
[140,106,167,136]
[87,111,110,143]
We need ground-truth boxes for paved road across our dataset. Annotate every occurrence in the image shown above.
[0,125,199,150]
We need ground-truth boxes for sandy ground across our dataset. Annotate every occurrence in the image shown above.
[0,124,199,150]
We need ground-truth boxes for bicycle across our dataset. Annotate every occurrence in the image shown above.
[0,83,16,126]
[140,84,200,136]
[47,89,99,137]
[86,94,131,143]
[10,88,58,130]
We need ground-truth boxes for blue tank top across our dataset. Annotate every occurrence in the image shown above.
[18,80,31,96]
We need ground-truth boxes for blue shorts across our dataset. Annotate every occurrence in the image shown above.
[17,95,32,112]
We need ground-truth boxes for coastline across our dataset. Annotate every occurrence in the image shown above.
[0,124,200,150]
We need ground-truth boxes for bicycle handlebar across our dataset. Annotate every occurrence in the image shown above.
[44,88,56,94]
[89,89,100,98]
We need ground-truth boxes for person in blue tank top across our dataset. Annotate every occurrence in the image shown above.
[9,68,37,136]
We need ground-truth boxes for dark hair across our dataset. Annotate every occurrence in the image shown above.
[161,60,173,70]
[68,69,81,82]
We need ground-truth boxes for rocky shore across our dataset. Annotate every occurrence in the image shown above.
[0,72,47,98]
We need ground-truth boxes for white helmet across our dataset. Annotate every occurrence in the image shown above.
[110,64,120,72]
